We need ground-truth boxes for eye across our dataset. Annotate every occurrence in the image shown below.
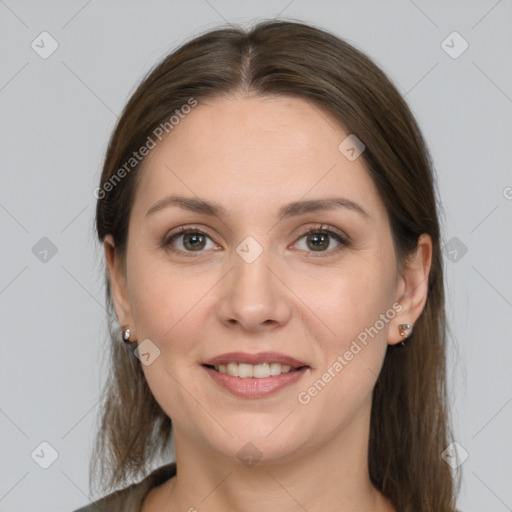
[292,224,348,257]
[162,224,349,258]
[162,226,218,256]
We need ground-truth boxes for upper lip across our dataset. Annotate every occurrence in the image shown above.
[202,352,309,369]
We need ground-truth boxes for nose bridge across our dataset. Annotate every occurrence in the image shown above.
[217,233,290,329]
[233,236,272,291]
[231,234,274,304]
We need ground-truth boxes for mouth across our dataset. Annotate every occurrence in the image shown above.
[200,352,311,398]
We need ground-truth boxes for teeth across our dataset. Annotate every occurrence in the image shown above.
[226,362,238,377]
[213,362,294,378]
[238,363,253,378]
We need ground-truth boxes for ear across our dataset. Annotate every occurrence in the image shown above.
[388,233,433,345]
[104,234,136,339]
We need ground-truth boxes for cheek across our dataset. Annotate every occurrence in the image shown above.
[126,257,213,422]
[126,252,190,345]
[298,256,396,395]
[306,255,396,344]
[126,250,221,368]
[295,287,393,426]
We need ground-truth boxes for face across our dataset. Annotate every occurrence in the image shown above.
[107,94,425,465]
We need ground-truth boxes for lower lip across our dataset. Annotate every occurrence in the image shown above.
[202,365,309,398]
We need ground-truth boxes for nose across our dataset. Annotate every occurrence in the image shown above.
[216,241,292,332]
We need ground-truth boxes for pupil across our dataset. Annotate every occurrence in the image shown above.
[309,233,328,250]
[184,233,205,250]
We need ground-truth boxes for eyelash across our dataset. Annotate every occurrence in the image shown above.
[162,224,349,258]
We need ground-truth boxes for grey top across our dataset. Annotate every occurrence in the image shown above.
[73,462,177,512]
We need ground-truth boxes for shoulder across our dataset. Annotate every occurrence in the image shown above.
[72,462,177,512]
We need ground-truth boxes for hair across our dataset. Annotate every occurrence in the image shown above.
[91,19,459,511]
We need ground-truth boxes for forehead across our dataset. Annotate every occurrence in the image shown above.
[133,95,387,222]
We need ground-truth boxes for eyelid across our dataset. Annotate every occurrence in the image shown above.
[294,223,349,244]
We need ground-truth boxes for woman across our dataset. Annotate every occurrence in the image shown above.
[75,19,460,512]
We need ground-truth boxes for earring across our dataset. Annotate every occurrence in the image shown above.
[398,323,412,346]
[122,326,136,344]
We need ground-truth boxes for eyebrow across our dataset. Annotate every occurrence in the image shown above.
[145,195,369,219]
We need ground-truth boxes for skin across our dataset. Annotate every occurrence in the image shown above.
[104,94,432,512]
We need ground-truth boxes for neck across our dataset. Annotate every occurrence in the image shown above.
[153,403,395,512]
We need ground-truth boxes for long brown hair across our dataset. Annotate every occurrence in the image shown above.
[91,19,459,511]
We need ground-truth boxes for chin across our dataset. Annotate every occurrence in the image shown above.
[208,420,313,466]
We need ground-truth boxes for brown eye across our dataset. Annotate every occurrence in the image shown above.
[163,227,216,254]
[162,224,348,258]
[293,226,348,257]
[181,232,207,251]
[305,232,331,251]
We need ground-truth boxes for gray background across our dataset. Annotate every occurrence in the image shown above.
[1,1,511,511]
